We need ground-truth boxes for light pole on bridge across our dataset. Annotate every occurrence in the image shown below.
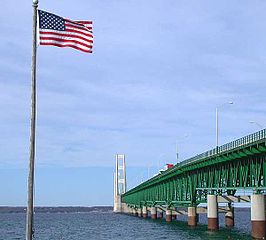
[176,134,189,163]
[216,101,233,149]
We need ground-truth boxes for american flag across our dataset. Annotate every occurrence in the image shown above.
[38,10,93,53]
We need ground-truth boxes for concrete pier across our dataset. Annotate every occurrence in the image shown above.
[151,207,157,219]
[251,194,265,239]
[158,211,163,218]
[132,208,135,216]
[188,206,197,227]
[113,195,122,213]
[137,208,142,217]
[133,208,138,216]
[130,208,134,215]
[207,195,219,230]
[142,206,147,218]
[225,203,234,227]
[166,209,172,222]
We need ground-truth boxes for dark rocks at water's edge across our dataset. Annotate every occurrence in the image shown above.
[0,206,113,213]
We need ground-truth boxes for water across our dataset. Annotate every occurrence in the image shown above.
[0,208,252,240]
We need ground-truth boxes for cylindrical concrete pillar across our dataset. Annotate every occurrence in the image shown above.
[133,208,137,216]
[135,209,138,217]
[151,207,157,219]
[188,206,197,227]
[142,206,147,218]
[251,194,265,239]
[137,208,142,217]
[132,208,135,215]
[158,211,163,218]
[130,208,133,215]
[166,209,172,222]
[207,195,219,230]
[225,203,234,228]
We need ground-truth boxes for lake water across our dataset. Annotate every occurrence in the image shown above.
[1,208,252,240]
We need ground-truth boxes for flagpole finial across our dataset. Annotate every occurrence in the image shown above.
[33,0,38,5]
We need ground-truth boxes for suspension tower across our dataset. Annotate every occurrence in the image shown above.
[114,154,127,212]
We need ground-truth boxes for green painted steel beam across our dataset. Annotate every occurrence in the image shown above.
[122,129,266,206]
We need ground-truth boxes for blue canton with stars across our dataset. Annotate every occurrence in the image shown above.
[38,10,65,31]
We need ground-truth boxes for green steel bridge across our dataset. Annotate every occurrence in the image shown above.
[122,129,266,209]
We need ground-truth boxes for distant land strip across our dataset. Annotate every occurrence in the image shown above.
[0,206,113,213]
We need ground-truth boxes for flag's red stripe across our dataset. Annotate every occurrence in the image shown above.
[65,19,92,30]
[40,37,93,49]
[40,28,93,38]
[65,22,86,30]
[65,19,86,27]
[77,21,93,27]
[40,42,93,53]
[40,41,92,51]
[77,21,93,24]
[40,31,93,43]
[65,24,93,32]
[64,28,93,38]
[65,22,92,31]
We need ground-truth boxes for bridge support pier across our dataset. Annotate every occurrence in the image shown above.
[158,211,163,218]
[225,203,234,228]
[172,213,177,220]
[188,206,197,227]
[166,209,172,222]
[207,195,219,231]
[251,194,265,239]
[137,208,142,217]
[142,206,147,218]
[133,208,138,216]
[151,207,157,219]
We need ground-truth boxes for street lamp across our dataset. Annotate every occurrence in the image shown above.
[216,101,233,148]
[249,121,264,129]
[176,134,189,163]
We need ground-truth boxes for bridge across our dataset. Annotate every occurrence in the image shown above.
[114,129,266,239]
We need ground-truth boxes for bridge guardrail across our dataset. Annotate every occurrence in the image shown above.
[179,129,266,167]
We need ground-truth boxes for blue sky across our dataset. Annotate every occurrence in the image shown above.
[0,0,265,206]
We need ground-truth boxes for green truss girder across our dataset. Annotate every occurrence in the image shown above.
[122,134,266,207]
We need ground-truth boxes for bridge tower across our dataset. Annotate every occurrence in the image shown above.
[113,154,127,213]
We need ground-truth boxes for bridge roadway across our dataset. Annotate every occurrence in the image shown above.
[120,129,266,239]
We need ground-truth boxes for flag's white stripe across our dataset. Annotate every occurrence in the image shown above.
[40,35,93,46]
[40,39,92,51]
[40,34,93,45]
[40,28,93,39]
[82,23,93,28]
[40,31,93,43]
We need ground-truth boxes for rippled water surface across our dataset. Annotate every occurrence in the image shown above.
[1,208,252,240]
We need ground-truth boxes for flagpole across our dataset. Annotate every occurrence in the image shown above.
[26,0,38,239]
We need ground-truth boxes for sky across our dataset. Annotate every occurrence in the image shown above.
[0,0,266,206]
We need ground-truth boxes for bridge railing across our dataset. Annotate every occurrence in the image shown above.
[179,129,266,167]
